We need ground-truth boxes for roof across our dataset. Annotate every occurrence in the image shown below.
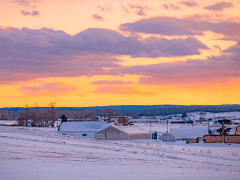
[111,124,151,134]
[169,128,208,138]
[58,121,113,132]
[159,132,182,139]
[204,134,240,137]
[210,125,238,135]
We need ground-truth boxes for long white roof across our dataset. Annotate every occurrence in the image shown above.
[112,124,151,134]
[169,127,208,138]
[58,121,113,132]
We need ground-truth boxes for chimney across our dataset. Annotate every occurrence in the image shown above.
[222,123,224,135]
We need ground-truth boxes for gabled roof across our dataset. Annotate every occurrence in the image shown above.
[169,128,208,138]
[159,132,182,139]
[58,121,113,132]
[111,124,151,134]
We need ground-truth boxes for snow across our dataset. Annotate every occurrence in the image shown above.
[190,111,240,121]
[0,120,18,126]
[1,126,240,179]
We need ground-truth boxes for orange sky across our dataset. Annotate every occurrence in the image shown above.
[0,0,240,107]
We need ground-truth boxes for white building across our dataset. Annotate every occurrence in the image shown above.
[58,121,113,138]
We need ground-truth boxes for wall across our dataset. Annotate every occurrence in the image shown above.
[58,131,96,138]
[95,126,152,140]
[95,126,128,140]
[128,133,152,140]
[205,135,240,144]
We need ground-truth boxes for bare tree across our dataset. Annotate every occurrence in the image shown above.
[104,108,115,121]
[118,117,128,124]
[0,109,10,120]
[32,102,40,126]
[17,104,31,126]
[48,102,58,127]
[88,111,97,121]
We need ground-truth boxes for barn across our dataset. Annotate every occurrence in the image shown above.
[95,124,152,140]
[58,121,113,138]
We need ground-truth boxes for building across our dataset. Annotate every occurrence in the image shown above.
[95,124,152,140]
[204,125,240,144]
[58,121,113,138]
[204,135,240,143]
[158,132,182,142]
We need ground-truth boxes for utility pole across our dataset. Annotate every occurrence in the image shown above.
[150,116,152,132]
[167,119,169,133]
[208,118,210,135]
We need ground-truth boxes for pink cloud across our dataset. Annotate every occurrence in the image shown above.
[91,86,155,95]
[17,82,77,96]
[91,14,104,21]
[89,80,134,85]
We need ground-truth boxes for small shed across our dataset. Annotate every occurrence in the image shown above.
[95,124,152,140]
[158,132,182,142]
[58,121,112,138]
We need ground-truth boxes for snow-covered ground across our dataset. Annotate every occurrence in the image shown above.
[190,111,240,121]
[1,126,240,179]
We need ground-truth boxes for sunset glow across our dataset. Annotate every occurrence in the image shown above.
[1,0,240,107]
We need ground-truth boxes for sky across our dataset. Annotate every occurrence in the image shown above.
[0,0,240,107]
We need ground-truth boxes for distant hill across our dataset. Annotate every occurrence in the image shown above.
[1,104,240,112]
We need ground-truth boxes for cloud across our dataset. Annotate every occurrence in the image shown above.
[97,5,112,12]
[21,10,40,16]
[0,26,207,84]
[224,41,240,56]
[91,86,155,95]
[89,80,134,85]
[13,0,42,7]
[204,2,234,11]
[180,1,198,7]
[0,96,20,99]
[17,82,77,96]
[91,14,104,21]
[119,15,240,38]
[107,42,240,87]
[128,4,151,16]
[162,4,181,10]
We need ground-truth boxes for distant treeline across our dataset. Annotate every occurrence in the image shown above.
[1,105,240,120]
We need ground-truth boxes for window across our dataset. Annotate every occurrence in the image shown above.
[82,134,87,136]
[225,138,230,141]
[213,138,215,140]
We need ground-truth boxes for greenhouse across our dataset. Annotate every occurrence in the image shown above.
[159,132,182,142]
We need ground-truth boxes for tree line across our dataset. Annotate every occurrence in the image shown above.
[1,104,240,127]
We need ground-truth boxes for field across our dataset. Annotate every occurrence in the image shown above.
[1,125,240,180]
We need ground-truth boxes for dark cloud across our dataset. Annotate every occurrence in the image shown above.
[180,1,198,7]
[13,0,42,7]
[224,41,240,56]
[91,14,104,21]
[0,27,208,84]
[119,16,240,38]
[108,43,240,87]
[162,4,181,10]
[128,4,151,16]
[21,10,40,16]
[204,2,234,11]
[97,5,112,12]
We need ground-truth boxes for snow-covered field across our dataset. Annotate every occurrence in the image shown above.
[0,126,240,180]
